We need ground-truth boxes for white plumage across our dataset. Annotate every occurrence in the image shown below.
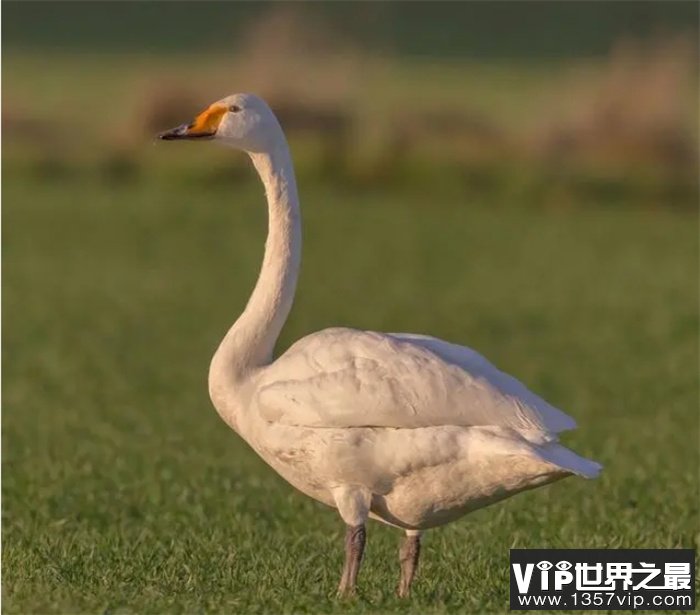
[160,92,601,597]
[257,328,577,437]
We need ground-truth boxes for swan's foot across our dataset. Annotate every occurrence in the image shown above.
[337,524,366,598]
[397,531,421,598]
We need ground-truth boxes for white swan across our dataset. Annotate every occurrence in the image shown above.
[160,93,601,597]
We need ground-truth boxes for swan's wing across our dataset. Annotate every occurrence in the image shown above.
[388,332,576,434]
[255,327,576,439]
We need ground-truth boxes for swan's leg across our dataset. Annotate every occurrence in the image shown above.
[397,530,422,598]
[332,485,371,597]
[338,524,366,597]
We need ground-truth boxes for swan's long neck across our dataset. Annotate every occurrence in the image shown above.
[210,140,301,395]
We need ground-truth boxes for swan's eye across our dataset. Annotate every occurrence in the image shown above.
[229,105,241,113]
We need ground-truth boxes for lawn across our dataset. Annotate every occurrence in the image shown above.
[3,166,698,612]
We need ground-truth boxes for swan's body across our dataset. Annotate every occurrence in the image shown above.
[230,327,599,530]
[160,93,601,596]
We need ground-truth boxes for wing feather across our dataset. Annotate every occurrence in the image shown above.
[255,327,576,439]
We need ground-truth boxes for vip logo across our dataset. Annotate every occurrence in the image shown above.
[513,560,576,593]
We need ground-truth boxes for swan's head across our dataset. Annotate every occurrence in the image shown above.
[159,93,283,153]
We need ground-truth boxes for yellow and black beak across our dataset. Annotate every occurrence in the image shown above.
[159,103,227,140]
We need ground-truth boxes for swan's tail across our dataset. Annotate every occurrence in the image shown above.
[536,443,602,479]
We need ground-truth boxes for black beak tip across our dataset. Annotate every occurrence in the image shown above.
[158,129,179,141]
[158,124,189,141]
[156,124,215,141]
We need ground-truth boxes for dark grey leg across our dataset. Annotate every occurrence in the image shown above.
[337,524,366,597]
[397,532,421,598]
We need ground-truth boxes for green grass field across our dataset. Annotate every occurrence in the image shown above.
[3,163,698,612]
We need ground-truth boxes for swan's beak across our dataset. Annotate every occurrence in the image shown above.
[158,103,227,140]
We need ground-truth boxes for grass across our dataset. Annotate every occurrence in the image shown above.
[3,163,698,613]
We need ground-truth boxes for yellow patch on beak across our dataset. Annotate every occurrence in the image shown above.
[188,104,227,136]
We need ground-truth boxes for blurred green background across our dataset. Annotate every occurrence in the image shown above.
[4,2,699,613]
[4,1,698,203]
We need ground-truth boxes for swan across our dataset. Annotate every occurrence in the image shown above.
[159,93,601,598]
